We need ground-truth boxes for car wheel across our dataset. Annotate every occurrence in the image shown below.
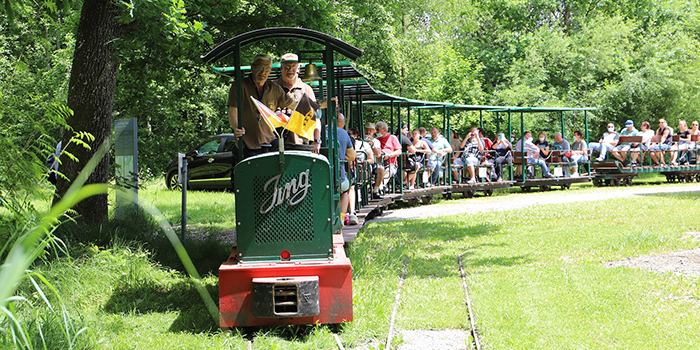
[167,171,182,190]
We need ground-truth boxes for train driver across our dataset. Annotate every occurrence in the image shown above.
[227,54,295,159]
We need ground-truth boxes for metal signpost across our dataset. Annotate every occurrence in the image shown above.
[114,118,138,210]
[178,153,187,242]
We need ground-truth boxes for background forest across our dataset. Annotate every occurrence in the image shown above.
[1,0,699,179]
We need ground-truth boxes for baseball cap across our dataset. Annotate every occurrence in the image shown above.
[280,53,299,63]
[625,120,634,127]
[365,122,376,129]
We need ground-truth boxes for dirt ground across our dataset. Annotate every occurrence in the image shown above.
[604,231,700,277]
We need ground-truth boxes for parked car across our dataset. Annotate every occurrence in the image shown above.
[165,134,239,190]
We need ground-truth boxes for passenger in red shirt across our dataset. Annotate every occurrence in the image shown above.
[376,121,401,179]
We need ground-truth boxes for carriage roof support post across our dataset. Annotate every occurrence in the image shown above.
[233,43,244,160]
[584,110,589,145]
[446,106,452,185]
[325,45,338,186]
[397,102,404,195]
[442,105,447,136]
[397,102,402,134]
[356,85,363,134]
[479,110,483,129]
[584,110,590,174]
[508,110,513,181]
[417,108,421,128]
[560,111,565,139]
[337,73,345,126]
[407,106,411,130]
[520,111,526,183]
[390,101,394,135]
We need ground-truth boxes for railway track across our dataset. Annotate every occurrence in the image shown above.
[380,255,482,350]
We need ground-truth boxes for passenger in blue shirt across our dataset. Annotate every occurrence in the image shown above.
[326,113,356,226]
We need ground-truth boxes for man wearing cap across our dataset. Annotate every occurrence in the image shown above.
[228,54,295,159]
[364,122,384,198]
[611,120,639,165]
[274,53,328,153]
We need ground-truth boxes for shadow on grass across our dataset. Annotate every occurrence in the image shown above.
[57,204,232,276]
[408,243,531,278]
[636,191,700,200]
[233,323,344,342]
[355,218,531,278]
[104,279,219,333]
[459,243,531,268]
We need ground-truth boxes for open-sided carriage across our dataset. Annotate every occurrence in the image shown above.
[492,107,595,192]
[591,134,700,186]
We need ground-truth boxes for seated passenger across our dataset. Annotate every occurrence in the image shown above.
[347,127,375,224]
[450,130,462,160]
[427,127,453,185]
[551,132,571,175]
[376,121,401,186]
[491,131,512,182]
[364,122,385,199]
[515,131,556,178]
[629,121,653,167]
[671,120,691,165]
[589,123,619,161]
[332,113,356,226]
[398,124,418,189]
[650,118,674,166]
[611,120,639,165]
[478,128,493,151]
[569,130,588,177]
[412,129,431,187]
[533,132,551,159]
[691,121,700,164]
[419,127,434,150]
[453,128,483,184]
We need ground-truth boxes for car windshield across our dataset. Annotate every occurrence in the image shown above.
[197,139,221,156]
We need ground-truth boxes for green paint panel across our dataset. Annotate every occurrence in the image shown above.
[234,151,333,262]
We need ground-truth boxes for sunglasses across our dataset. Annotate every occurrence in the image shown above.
[281,65,297,70]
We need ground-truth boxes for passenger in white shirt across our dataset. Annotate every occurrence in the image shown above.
[515,131,555,178]
[589,123,619,161]
[629,121,654,167]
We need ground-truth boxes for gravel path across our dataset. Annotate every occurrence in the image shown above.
[373,184,700,223]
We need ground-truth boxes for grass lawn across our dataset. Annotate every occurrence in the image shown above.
[354,190,700,349]
[8,179,700,349]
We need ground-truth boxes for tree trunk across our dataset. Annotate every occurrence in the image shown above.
[54,0,120,223]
